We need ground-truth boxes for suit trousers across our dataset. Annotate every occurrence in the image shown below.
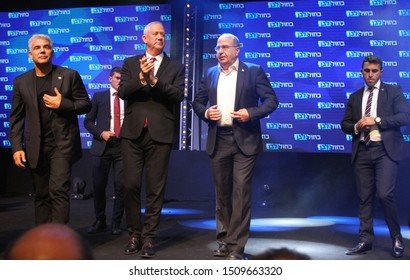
[91,139,124,226]
[122,128,172,242]
[354,141,401,243]
[210,129,257,253]
[31,142,72,224]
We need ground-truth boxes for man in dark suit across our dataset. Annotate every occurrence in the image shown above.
[341,55,410,258]
[193,33,279,260]
[84,67,125,235]
[118,21,184,258]
[9,34,91,225]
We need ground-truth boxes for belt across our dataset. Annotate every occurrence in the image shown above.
[217,126,233,133]
[108,137,121,144]
[359,140,382,147]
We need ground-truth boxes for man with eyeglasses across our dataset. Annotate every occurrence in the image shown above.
[341,55,410,258]
[193,33,279,260]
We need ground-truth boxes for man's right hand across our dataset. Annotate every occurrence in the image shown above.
[13,150,27,169]
[101,131,116,142]
[207,105,222,121]
[139,56,155,81]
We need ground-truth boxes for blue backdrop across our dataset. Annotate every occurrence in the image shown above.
[201,0,410,153]
[0,4,171,149]
[1,1,410,153]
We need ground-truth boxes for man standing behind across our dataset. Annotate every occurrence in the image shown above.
[9,34,91,225]
[118,21,184,258]
[193,33,279,260]
[341,55,410,258]
[84,67,125,235]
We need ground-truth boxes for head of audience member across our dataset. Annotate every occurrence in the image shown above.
[5,223,94,260]
[252,247,311,260]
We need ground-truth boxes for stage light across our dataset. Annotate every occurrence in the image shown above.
[141,208,203,215]
[257,184,273,207]
[71,177,87,200]
[180,217,334,232]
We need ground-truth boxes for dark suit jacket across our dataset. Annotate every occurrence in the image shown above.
[193,61,279,156]
[84,89,113,156]
[9,65,91,168]
[118,53,184,144]
[341,82,410,162]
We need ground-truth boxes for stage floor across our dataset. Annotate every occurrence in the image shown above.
[1,193,409,260]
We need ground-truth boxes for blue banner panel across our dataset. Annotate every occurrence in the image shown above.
[202,1,410,153]
[0,4,171,149]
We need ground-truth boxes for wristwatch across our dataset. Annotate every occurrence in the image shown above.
[375,117,382,125]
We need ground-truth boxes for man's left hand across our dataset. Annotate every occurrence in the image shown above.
[231,108,250,122]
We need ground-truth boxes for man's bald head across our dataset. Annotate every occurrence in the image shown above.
[6,223,94,260]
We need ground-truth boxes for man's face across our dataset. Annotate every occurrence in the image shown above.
[142,23,165,55]
[28,38,53,65]
[361,62,383,88]
[215,35,240,70]
[109,72,121,91]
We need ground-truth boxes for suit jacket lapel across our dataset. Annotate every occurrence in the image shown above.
[357,87,365,116]
[210,67,220,105]
[102,90,111,128]
[377,82,387,116]
[235,62,246,109]
[52,66,63,93]
[156,53,169,78]
[28,70,39,112]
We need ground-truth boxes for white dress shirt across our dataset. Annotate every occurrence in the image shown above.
[216,59,239,127]
[110,87,125,133]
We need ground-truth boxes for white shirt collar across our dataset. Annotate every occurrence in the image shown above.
[110,87,118,96]
[146,52,164,62]
[218,59,239,74]
[365,80,381,91]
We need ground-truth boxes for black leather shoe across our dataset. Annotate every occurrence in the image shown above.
[345,242,372,255]
[88,220,107,234]
[392,237,404,258]
[112,225,121,235]
[124,236,142,255]
[141,241,155,258]
[213,244,229,257]
[226,251,243,260]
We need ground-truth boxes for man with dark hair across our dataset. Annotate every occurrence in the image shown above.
[341,55,410,258]
[84,67,125,235]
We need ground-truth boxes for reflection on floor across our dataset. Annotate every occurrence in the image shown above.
[1,193,409,260]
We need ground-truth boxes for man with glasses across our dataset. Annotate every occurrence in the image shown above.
[193,33,279,260]
[341,55,410,258]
